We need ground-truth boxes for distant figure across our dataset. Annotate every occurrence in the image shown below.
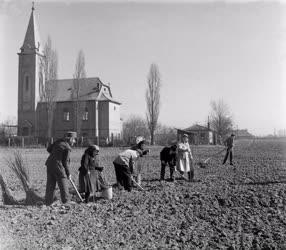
[177,134,194,181]
[222,134,235,165]
[45,132,76,205]
[78,145,107,203]
[113,136,149,191]
[160,144,177,181]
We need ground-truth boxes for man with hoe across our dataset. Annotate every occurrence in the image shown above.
[113,136,149,192]
[160,143,177,182]
[222,133,235,165]
[45,132,76,205]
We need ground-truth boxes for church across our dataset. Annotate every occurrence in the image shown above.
[17,6,122,144]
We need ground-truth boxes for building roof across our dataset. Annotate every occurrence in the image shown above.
[184,124,212,132]
[20,6,43,55]
[231,129,254,138]
[41,77,121,104]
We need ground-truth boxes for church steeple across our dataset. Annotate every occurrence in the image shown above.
[17,3,44,136]
[20,2,42,54]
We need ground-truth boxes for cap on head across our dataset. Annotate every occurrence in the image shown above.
[136,136,145,145]
[182,134,188,138]
[91,144,100,151]
[231,133,235,137]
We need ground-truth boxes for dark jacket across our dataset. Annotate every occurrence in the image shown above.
[79,153,103,176]
[45,139,71,178]
[224,137,235,149]
[160,147,176,165]
[78,151,105,193]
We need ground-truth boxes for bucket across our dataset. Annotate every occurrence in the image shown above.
[101,186,113,200]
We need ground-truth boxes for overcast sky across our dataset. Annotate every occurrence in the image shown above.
[1,0,286,136]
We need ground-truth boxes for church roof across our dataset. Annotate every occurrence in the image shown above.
[44,77,121,104]
[20,5,43,54]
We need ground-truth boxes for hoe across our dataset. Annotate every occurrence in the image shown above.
[69,177,84,202]
[197,147,226,168]
[130,176,145,191]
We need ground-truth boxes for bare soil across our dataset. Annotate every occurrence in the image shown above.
[0,139,286,249]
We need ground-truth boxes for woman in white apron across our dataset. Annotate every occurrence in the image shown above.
[177,134,194,181]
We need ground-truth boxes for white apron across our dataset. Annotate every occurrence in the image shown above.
[177,142,192,172]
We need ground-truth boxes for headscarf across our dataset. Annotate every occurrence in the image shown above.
[85,145,99,157]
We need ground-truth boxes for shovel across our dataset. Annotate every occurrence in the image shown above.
[69,177,84,202]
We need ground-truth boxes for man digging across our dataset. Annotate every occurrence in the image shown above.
[113,136,149,192]
[160,143,177,182]
[45,132,76,206]
[222,133,235,166]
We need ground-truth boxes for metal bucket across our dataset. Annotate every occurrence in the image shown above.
[101,186,112,200]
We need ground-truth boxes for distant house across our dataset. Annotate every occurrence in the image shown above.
[231,129,254,139]
[177,124,217,145]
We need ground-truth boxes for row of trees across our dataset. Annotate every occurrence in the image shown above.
[122,97,233,146]
[39,36,87,138]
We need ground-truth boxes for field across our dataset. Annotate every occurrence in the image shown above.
[0,139,286,249]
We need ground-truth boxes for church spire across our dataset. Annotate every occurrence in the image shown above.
[20,2,42,54]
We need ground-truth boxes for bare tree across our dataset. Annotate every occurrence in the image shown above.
[72,50,86,137]
[146,63,161,145]
[122,115,150,145]
[155,123,177,146]
[209,99,233,139]
[39,36,58,139]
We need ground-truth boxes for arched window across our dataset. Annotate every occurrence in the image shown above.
[82,107,88,121]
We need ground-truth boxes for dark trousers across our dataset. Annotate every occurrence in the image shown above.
[114,163,132,192]
[160,162,175,180]
[223,148,233,164]
[45,171,69,205]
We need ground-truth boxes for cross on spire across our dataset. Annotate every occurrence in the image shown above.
[32,2,35,11]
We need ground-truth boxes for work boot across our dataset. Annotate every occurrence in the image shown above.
[188,171,194,182]
[170,169,174,182]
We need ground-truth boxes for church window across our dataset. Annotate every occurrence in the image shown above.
[25,76,29,91]
[63,109,70,121]
[82,107,88,121]
[114,106,116,111]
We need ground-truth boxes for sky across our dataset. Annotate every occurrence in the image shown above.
[1,0,286,136]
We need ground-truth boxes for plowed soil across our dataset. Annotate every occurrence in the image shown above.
[0,138,286,249]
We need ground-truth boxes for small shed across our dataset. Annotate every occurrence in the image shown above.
[177,124,217,145]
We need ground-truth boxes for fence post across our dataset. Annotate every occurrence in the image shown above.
[22,137,24,148]
[8,138,10,147]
